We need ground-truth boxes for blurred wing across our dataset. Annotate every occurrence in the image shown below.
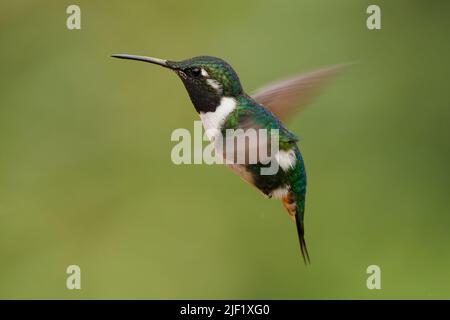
[251,63,351,122]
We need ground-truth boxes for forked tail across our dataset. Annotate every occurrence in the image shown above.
[295,216,310,264]
[282,193,310,264]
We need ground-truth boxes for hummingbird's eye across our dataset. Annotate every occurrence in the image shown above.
[188,67,202,78]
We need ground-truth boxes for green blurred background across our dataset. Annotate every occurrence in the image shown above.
[0,0,449,299]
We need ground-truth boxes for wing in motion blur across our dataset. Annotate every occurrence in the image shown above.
[251,63,351,122]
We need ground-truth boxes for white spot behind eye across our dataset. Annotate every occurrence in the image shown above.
[201,68,209,77]
[199,68,222,93]
[207,79,222,93]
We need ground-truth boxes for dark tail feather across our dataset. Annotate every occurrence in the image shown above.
[295,218,310,264]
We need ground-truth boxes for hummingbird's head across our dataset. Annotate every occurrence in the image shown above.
[111,54,243,113]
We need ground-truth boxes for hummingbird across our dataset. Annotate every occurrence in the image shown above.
[111,53,347,264]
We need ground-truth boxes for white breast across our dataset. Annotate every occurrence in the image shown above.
[199,97,236,140]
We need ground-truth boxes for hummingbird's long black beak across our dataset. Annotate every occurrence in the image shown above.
[111,54,173,69]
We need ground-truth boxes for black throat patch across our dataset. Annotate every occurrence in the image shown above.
[179,76,221,113]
